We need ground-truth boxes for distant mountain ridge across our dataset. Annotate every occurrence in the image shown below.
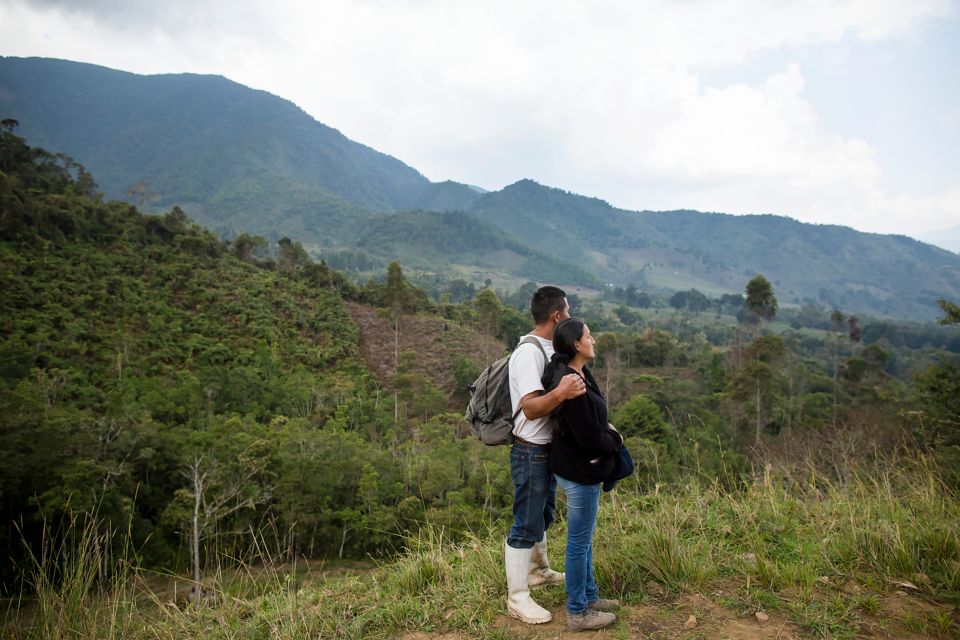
[466,179,960,319]
[0,57,480,214]
[2,56,958,319]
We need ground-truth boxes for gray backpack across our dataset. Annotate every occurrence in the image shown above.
[465,336,546,445]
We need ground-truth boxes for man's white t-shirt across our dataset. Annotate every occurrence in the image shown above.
[508,334,555,444]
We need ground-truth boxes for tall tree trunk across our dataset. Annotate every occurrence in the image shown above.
[191,461,203,592]
[786,369,794,436]
[394,314,400,424]
[482,463,491,515]
[339,526,349,559]
[727,396,738,441]
[832,334,839,428]
[755,378,761,448]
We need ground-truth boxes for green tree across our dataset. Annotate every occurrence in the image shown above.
[452,357,481,405]
[474,289,503,338]
[669,291,688,312]
[735,276,781,445]
[595,332,621,399]
[667,289,709,313]
[498,307,529,350]
[938,298,960,325]
[913,298,960,481]
[730,335,786,447]
[829,310,848,427]
[612,394,670,443]
[232,233,269,262]
[914,360,960,480]
[277,236,309,275]
[385,262,416,313]
[635,328,680,367]
[382,262,419,424]
[744,274,778,325]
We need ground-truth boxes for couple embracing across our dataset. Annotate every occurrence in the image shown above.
[505,285,624,631]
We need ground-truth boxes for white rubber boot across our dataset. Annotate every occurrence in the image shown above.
[505,543,552,624]
[528,533,565,587]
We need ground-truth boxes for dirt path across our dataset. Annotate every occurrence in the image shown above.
[482,597,803,640]
[403,583,956,639]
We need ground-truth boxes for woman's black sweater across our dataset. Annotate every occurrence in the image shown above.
[548,365,623,485]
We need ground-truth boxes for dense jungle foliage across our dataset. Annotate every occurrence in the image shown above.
[2,124,959,604]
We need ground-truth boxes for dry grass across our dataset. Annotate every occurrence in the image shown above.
[3,453,958,639]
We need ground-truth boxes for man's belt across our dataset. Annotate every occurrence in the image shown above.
[514,436,548,448]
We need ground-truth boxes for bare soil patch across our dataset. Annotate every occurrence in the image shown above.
[346,302,505,400]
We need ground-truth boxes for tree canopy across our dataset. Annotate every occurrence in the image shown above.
[745,274,778,322]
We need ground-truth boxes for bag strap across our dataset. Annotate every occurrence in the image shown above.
[517,334,547,358]
[511,335,548,419]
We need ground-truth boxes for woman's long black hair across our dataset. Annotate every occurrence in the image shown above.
[541,318,599,393]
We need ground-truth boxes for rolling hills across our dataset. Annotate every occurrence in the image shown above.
[2,55,958,319]
[470,180,960,319]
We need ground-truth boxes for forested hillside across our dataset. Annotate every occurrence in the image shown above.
[0,57,479,215]
[469,180,960,319]
[357,209,600,286]
[3,56,958,321]
[0,123,510,586]
[2,125,960,638]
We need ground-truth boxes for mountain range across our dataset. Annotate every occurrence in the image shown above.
[2,55,958,320]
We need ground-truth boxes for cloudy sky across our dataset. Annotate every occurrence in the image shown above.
[2,0,958,243]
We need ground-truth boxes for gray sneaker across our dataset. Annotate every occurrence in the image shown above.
[587,597,620,612]
[567,608,616,631]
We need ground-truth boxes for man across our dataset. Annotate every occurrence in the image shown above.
[504,285,586,624]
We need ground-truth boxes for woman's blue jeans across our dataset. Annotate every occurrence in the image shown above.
[556,475,601,614]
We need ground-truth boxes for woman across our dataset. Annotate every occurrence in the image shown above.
[542,318,623,632]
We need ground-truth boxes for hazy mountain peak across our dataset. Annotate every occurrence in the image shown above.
[0,56,430,212]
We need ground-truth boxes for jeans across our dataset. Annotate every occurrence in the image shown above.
[556,475,601,614]
[507,443,557,549]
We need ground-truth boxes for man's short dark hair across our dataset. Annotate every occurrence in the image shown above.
[531,285,567,324]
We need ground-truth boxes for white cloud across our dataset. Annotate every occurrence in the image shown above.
[618,64,958,236]
[1,0,958,236]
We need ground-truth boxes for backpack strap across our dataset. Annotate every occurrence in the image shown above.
[511,335,548,419]
[517,334,547,358]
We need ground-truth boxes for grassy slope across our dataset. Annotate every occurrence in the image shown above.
[6,458,958,639]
